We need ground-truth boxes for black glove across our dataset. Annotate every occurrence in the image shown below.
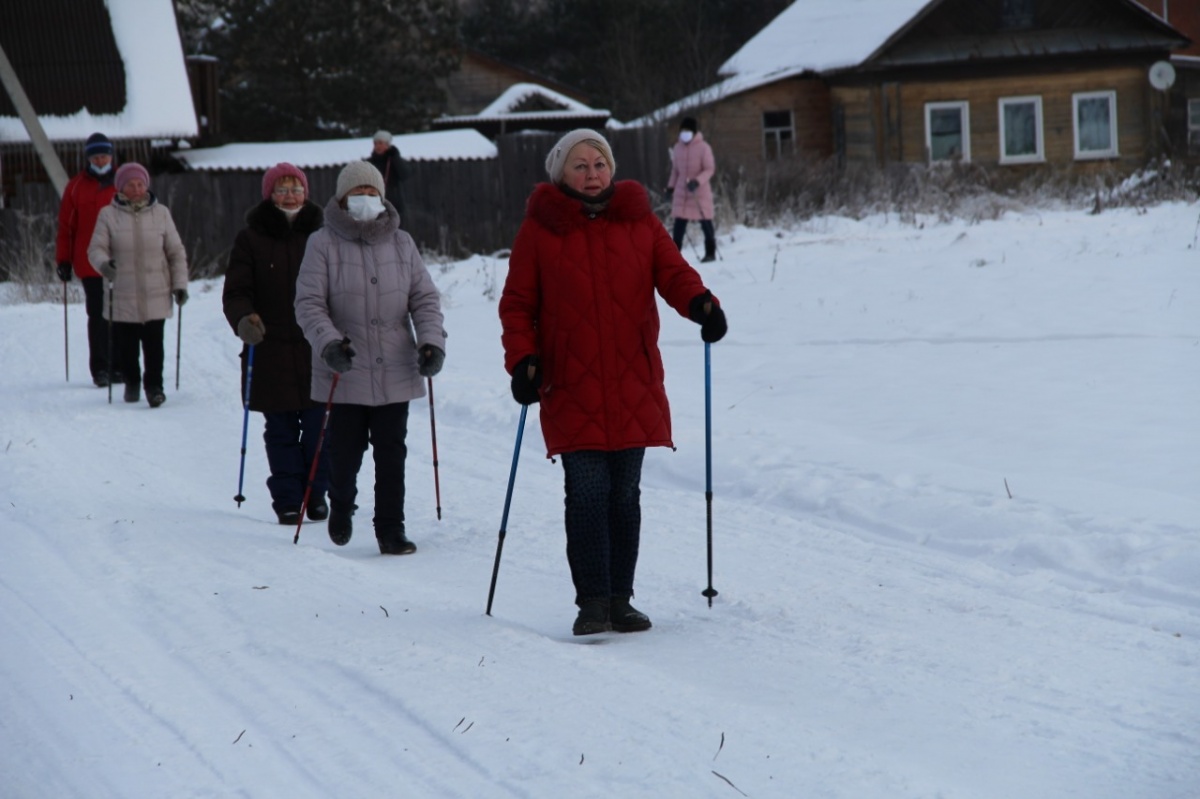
[97,260,117,281]
[56,262,73,282]
[510,355,541,405]
[321,338,355,373]
[417,345,445,378]
[688,290,727,343]
[664,187,674,199]
[174,289,189,307]
[237,314,265,345]
[686,179,699,192]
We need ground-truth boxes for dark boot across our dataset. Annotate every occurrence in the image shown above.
[377,527,417,555]
[701,240,716,263]
[572,598,611,636]
[610,596,652,633]
[147,388,166,408]
[306,496,329,522]
[328,504,354,546]
[276,509,301,526]
[124,383,140,403]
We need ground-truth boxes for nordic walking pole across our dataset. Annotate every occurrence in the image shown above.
[234,345,255,507]
[63,280,69,381]
[174,302,182,391]
[486,403,528,616]
[702,340,719,606]
[427,376,442,520]
[106,280,114,405]
[295,372,339,545]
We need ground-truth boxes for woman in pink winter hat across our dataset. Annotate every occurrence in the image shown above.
[222,162,331,526]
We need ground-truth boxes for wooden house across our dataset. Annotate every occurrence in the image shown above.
[431,82,611,138]
[1133,0,1200,156]
[639,0,1190,176]
[0,0,198,206]
[440,49,594,117]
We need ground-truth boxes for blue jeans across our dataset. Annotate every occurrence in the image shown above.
[560,448,646,604]
[263,407,331,513]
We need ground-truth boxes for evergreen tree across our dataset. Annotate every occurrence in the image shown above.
[202,0,460,141]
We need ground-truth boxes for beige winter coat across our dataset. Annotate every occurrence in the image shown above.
[88,194,188,323]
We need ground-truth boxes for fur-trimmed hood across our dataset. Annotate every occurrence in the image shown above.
[245,199,323,240]
[525,180,654,236]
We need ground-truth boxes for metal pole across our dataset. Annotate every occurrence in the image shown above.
[63,280,69,381]
[702,341,718,606]
[234,345,255,507]
[295,373,339,545]
[174,303,182,391]
[427,376,442,520]
[486,405,528,616]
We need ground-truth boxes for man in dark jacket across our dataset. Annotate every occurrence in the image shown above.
[222,163,330,526]
[366,129,410,223]
[55,132,119,386]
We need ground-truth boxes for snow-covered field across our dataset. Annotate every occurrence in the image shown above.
[2,202,1197,798]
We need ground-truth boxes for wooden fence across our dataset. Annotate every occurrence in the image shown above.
[3,127,672,277]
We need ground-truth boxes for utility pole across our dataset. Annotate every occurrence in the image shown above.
[0,41,70,197]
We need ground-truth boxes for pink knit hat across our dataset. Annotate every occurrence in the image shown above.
[114,162,150,193]
[262,162,309,200]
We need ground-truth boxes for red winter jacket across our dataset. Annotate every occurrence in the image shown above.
[500,180,711,457]
[56,169,117,279]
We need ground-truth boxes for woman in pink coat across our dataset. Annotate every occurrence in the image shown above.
[666,117,717,262]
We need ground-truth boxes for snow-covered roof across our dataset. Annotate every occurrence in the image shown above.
[172,129,497,171]
[625,0,933,126]
[436,82,609,125]
[717,0,934,79]
[0,0,198,142]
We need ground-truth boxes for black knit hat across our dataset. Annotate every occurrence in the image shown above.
[84,132,113,157]
[680,117,698,133]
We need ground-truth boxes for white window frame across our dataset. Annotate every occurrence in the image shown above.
[762,109,795,159]
[925,101,971,163]
[1188,98,1200,156]
[1072,90,1119,160]
[998,95,1044,164]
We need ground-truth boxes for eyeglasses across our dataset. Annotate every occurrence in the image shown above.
[272,187,306,196]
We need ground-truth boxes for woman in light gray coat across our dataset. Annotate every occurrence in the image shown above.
[88,162,189,408]
[294,161,446,555]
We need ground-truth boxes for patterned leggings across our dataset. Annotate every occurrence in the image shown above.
[560,448,646,605]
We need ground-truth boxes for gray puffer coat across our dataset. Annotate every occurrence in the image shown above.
[294,199,445,406]
[88,193,188,322]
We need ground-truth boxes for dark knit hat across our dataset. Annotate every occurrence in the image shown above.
[262,162,309,200]
[680,117,698,133]
[85,132,114,157]
[114,162,150,193]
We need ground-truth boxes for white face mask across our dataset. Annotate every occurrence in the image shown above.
[280,205,301,220]
[92,162,113,175]
[346,194,385,221]
[679,130,695,144]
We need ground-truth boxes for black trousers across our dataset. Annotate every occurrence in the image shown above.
[113,319,165,391]
[560,448,646,605]
[263,407,332,513]
[82,277,117,379]
[672,217,715,250]
[327,402,409,534]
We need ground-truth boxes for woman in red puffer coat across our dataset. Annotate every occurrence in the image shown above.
[499,128,729,637]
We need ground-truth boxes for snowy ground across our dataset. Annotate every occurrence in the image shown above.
[1,202,1197,798]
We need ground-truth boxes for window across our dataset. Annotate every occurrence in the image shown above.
[1073,91,1118,159]
[998,96,1044,164]
[762,110,794,159]
[925,101,970,162]
[1189,99,1200,156]
[1000,0,1035,29]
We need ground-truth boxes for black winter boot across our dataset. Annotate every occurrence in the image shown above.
[610,596,652,633]
[377,527,417,555]
[701,239,717,263]
[306,497,329,522]
[147,388,166,408]
[328,504,354,546]
[276,509,301,526]
[124,383,140,403]
[572,598,611,636]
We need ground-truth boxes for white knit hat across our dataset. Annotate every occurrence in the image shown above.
[373,129,393,144]
[336,161,386,202]
[544,128,616,183]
